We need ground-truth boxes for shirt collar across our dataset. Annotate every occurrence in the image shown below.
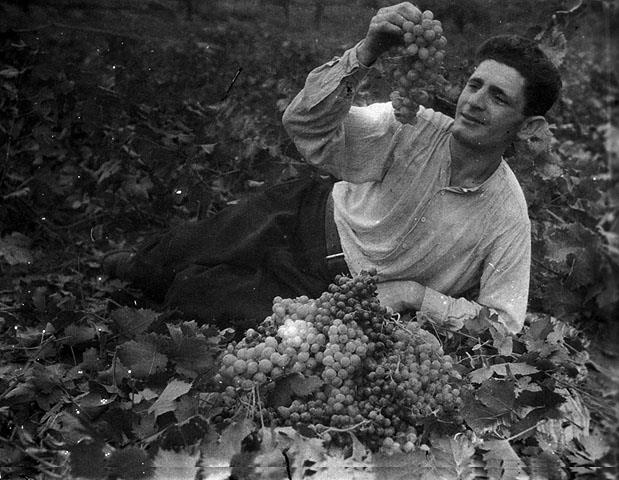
[443,158,505,195]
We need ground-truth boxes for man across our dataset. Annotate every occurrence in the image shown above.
[281,2,561,334]
[105,2,561,334]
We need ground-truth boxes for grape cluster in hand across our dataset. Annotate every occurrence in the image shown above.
[217,271,464,454]
[385,9,447,124]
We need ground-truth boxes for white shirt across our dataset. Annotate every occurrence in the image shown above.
[282,44,531,334]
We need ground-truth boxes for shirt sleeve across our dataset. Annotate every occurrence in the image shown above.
[418,219,531,334]
[282,43,399,183]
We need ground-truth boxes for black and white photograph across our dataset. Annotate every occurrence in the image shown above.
[0,0,617,478]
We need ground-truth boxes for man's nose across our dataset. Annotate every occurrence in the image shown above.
[467,89,487,110]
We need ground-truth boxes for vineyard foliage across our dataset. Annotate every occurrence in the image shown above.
[0,0,618,478]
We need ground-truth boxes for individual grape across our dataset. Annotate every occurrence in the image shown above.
[258,358,273,373]
[233,359,246,374]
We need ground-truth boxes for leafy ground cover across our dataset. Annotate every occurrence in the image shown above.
[0,0,618,478]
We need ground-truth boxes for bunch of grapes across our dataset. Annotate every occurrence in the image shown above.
[216,270,465,454]
[383,9,448,124]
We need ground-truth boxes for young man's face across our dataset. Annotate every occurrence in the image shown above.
[452,59,528,151]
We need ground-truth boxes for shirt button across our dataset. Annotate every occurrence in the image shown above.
[421,217,426,222]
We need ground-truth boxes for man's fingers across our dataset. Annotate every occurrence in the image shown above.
[397,2,422,20]
[371,19,403,37]
[380,2,422,24]
[375,10,407,28]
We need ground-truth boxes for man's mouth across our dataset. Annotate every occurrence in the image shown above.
[461,112,485,125]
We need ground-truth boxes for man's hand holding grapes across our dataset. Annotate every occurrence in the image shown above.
[357,2,423,67]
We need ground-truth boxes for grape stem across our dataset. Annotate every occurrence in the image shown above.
[254,386,265,430]
[504,419,546,442]
[321,419,371,434]
[241,390,256,416]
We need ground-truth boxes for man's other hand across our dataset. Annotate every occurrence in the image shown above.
[357,2,423,67]
[376,279,426,312]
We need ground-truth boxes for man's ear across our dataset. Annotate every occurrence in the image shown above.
[516,116,548,141]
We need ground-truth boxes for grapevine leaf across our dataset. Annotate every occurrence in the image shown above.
[470,363,540,384]
[369,448,465,480]
[268,373,324,407]
[469,366,494,384]
[490,363,539,376]
[0,445,23,466]
[536,389,590,452]
[148,379,193,418]
[152,448,200,480]
[242,429,288,479]
[133,412,157,441]
[130,387,159,404]
[199,143,217,154]
[527,450,565,480]
[0,232,33,265]
[538,25,567,68]
[69,441,107,479]
[464,307,495,334]
[62,323,97,345]
[543,282,583,316]
[30,362,63,393]
[291,374,323,396]
[117,339,168,378]
[480,440,526,480]
[158,415,210,451]
[81,347,103,371]
[461,391,510,434]
[350,432,371,462]
[517,387,565,409]
[228,451,262,480]
[107,447,154,479]
[565,248,599,289]
[2,381,35,405]
[509,407,561,441]
[174,394,200,423]
[523,314,554,347]
[489,324,513,356]
[543,223,599,276]
[574,428,610,462]
[111,307,158,338]
[166,322,219,377]
[250,449,289,479]
[310,448,373,480]
[75,391,115,417]
[431,436,476,479]
[200,419,255,479]
[273,426,326,478]
[53,411,97,444]
[477,379,516,414]
[97,357,131,384]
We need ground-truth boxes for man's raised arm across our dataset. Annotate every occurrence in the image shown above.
[282,3,423,183]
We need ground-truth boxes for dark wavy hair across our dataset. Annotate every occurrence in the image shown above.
[475,35,562,117]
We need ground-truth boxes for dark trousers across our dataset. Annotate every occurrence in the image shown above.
[123,177,349,329]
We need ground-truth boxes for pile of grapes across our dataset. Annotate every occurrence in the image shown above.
[384,9,448,124]
[217,271,464,453]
